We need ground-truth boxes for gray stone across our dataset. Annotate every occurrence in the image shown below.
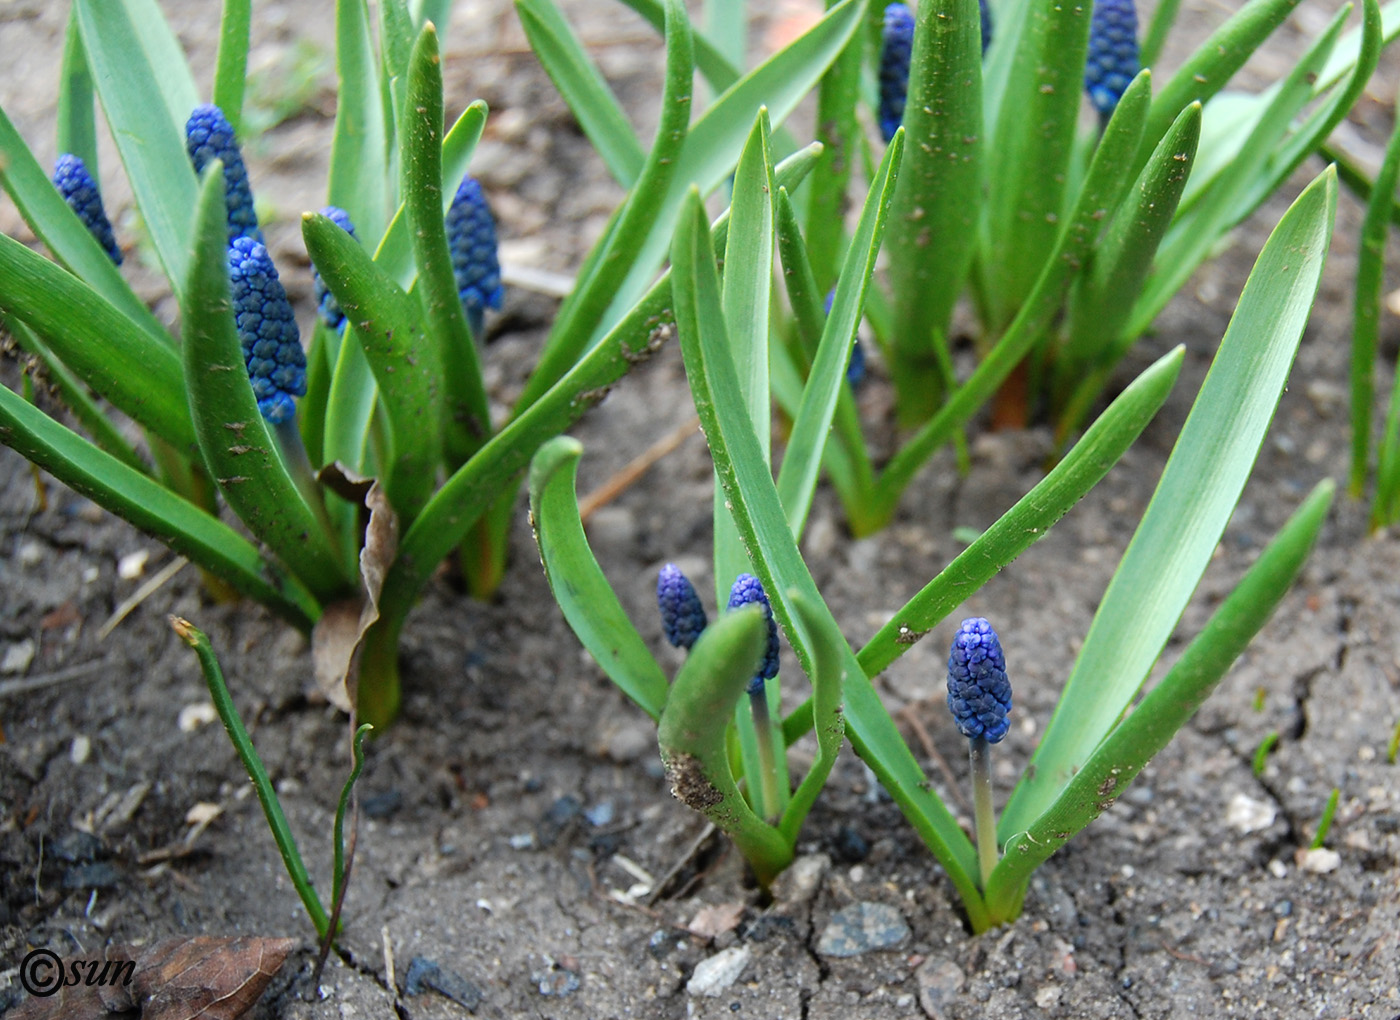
[817,901,910,958]
[915,956,965,1019]
[686,944,751,997]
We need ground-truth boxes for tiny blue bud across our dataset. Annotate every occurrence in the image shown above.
[52,155,122,265]
[824,286,866,389]
[727,573,780,694]
[311,206,357,330]
[878,3,915,144]
[228,237,306,424]
[186,103,263,244]
[980,0,993,55]
[1084,0,1139,120]
[658,563,708,650]
[445,176,504,337]
[946,617,1012,743]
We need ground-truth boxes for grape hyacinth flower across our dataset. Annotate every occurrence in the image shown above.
[824,287,867,389]
[877,3,914,143]
[444,176,504,337]
[980,0,993,55]
[52,154,122,265]
[657,563,708,650]
[1084,0,1139,124]
[228,237,306,424]
[946,617,1012,887]
[727,573,780,694]
[311,206,357,330]
[186,103,263,244]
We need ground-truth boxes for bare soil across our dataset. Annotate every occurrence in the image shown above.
[2,2,1399,1018]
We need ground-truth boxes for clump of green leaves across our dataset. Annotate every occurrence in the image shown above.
[532,137,1339,927]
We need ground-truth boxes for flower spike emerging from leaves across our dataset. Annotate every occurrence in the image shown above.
[947,616,1011,887]
[445,176,504,337]
[877,3,914,143]
[228,237,306,424]
[658,563,708,649]
[312,206,357,330]
[980,0,993,55]
[727,574,780,693]
[824,287,866,389]
[52,155,122,265]
[1084,0,1140,123]
[186,103,263,244]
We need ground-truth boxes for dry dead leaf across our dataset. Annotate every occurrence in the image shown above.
[312,463,398,712]
[9,935,296,1020]
[687,901,745,939]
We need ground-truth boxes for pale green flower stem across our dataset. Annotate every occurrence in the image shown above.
[749,684,783,823]
[970,735,998,889]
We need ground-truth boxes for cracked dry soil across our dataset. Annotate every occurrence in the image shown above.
[2,1,1400,1018]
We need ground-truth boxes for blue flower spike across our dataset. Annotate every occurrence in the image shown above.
[228,237,306,424]
[658,563,708,650]
[186,103,263,244]
[877,3,915,144]
[727,572,785,820]
[823,286,866,389]
[946,616,1012,888]
[311,206,357,330]
[727,573,780,694]
[1084,0,1140,124]
[445,176,504,337]
[980,0,993,55]
[52,154,122,265]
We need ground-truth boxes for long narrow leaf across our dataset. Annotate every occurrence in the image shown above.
[1000,168,1337,837]
[182,165,352,602]
[777,594,846,845]
[987,480,1334,919]
[0,388,319,630]
[75,0,198,293]
[213,0,253,135]
[328,0,390,249]
[516,0,646,187]
[613,0,742,92]
[529,437,671,720]
[0,232,194,450]
[56,9,98,173]
[120,0,200,132]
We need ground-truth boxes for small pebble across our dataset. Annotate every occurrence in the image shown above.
[117,549,150,579]
[52,831,105,863]
[62,862,120,890]
[833,825,869,863]
[686,945,750,997]
[177,703,217,732]
[532,961,580,997]
[402,956,484,1010]
[817,901,910,958]
[69,736,91,765]
[1296,847,1340,873]
[584,801,615,827]
[1,640,36,674]
[361,790,403,819]
[915,956,965,1019]
[1225,792,1276,834]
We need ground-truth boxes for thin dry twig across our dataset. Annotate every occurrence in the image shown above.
[98,556,189,639]
[0,658,113,700]
[579,414,701,522]
[898,704,974,815]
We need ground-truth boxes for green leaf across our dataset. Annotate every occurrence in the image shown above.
[515,0,646,187]
[775,130,902,537]
[885,0,983,364]
[321,328,379,475]
[213,0,253,135]
[513,0,694,411]
[777,593,846,845]
[401,24,491,468]
[980,0,1091,331]
[986,480,1334,920]
[855,347,1182,681]
[1140,0,1301,172]
[999,168,1338,838]
[593,0,867,345]
[56,8,98,173]
[1131,7,1345,335]
[0,231,194,451]
[528,436,671,720]
[865,72,1154,531]
[374,100,488,288]
[409,0,455,37]
[1366,81,1400,517]
[613,0,742,92]
[803,3,863,291]
[182,164,353,602]
[1,315,146,474]
[1139,0,1182,66]
[658,604,793,886]
[328,0,391,249]
[75,0,199,294]
[669,187,988,929]
[0,388,319,630]
[0,104,170,342]
[304,210,442,521]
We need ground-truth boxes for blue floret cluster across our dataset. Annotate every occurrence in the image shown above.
[312,206,358,330]
[185,103,263,244]
[228,237,306,425]
[445,176,504,336]
[52,154,122,265]
[658,563,709,650]
[878,3,915,143]
[727,573,780,694]
[946,617,1012,743]
[1084,0,1140,120]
